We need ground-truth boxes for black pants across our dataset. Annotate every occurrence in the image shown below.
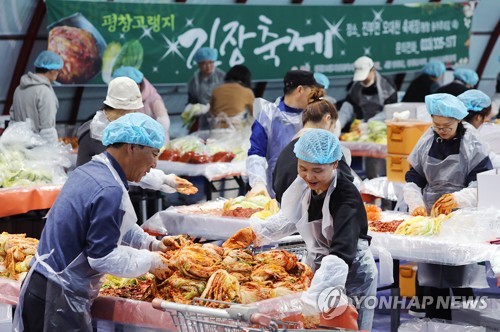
[423,286,475,320]
[21,271,48,332]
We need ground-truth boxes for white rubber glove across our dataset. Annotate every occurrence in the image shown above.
[453,181,478,209]
[39,127,58,144]
[246,182,270,198]
[149,252,173,279]
[163,174,198,195]
[246,154,268,188]
[403,182,425,214]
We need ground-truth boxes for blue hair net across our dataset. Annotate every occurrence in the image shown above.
[34,51,63,70]
[422,61,446,77]
[194,47,218,64]
[112,66,144,84]
[102,113,165,149]
[458,89,491,112]
[454,68,479,86]
[293,129,343,164]
[313,72,330,89]
[425,93,468,120]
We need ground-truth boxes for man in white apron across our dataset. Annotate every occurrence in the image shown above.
[14,113,175,331]
[234,129,377,330]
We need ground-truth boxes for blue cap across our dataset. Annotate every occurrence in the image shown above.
[425,93,468,120]
[458,89,491,112]
[194,47,218,64]
[422,61,446,77]
[294,129,343,164]
[112,66,144,84]
[313,72,330,89]
[102,113,165,149]
[454,68,479,86]
[34,51,63,70]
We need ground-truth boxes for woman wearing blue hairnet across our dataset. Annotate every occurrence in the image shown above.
[436,68,478,96]
[403,93,492,319]
[459,89,500,168]
[228,129,377,331]
[402,61,446,102]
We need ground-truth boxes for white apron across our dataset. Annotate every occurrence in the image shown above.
[282,175,378,331]
[13,153,138,331]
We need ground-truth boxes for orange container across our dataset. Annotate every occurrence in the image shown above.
[386,154,411,183]
[399,263,417,297]
[387,121,430,155]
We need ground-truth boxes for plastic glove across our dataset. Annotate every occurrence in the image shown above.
[39,127,58,144]
[153,235,193,252]
[163,174,198,195]
[411,206,428,217]
[222,227,256,249]
[149,252,174,280]
[246,182,270,198]
[431,193,458,217]
[403,182,425,214]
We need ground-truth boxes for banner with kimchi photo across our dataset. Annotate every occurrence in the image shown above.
[45,0,475,85]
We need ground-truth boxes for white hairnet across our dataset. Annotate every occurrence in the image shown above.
[425,93,468,120]
[422,61,445,77]
[102,113,165,149]
[293,129,342,164]
[34,51,63,70]
[458,89,491,112]
[454,68,479,86]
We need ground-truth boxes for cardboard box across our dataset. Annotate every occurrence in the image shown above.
[477,169,500,209]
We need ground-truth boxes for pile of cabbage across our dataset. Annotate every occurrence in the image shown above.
[0,120,71,188]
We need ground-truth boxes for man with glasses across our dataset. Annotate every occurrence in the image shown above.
[15,113,175,331]
[10,50,64,143]
[403,93,492,320]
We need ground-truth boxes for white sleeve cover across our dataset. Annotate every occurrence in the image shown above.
[490,152,500,169]
[300,255,349,311]
[88,246,158,278]
[250,210,297,245]
[133,168,163,190]
[453,181,478,209]
[246,154,268,187]
[39,127,58,144]
[403,182,425,213]
[121,223,157,250]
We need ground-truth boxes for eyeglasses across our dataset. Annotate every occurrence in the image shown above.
[432,125,454,133]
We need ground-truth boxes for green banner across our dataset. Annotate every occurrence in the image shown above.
[45,1,474,85]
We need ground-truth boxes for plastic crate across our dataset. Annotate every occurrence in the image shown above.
[386,121,430,155]
[399,263,417,298]
[386,154,411,183]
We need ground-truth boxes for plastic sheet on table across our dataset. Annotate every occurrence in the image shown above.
[156,160,246,181]
[399,318,486,332]
[0,277,21,306]
[452,298,500,328]
[438,208,500,244]
[369,231,500,274]
[359,176,404,201]
[340,141,387,158]
[142,203,251,240]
